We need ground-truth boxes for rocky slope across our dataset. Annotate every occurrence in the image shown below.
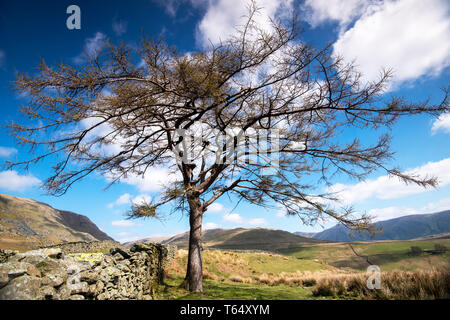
[0,193,113,250]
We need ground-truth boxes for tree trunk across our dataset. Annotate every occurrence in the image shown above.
[182,195,204,293]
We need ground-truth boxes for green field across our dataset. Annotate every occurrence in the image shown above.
[279,239,450,271]
[162,239,450,300]
[160,277,315,300]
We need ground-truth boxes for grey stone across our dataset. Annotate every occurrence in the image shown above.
[3,261,41,279]
[79,270,99,284]
[41,286,57,300]
[110,247,131,259]
[69,281,89,295]
[0,265,9,289]
[42,271,66,287]
[42,248,63,259]
[0,275,42,300]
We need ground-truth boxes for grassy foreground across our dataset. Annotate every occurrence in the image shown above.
[160,277,315,300]
[162,240,450,300]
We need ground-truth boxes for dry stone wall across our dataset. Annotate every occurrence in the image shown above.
[0,242,172,300]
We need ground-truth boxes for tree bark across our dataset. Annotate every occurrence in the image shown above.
[183,195,204,293]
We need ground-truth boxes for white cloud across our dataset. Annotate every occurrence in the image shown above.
[196,0,292,47]
[368,206,419,221]
[0,170,41,192]
[73,32,107,64]
[247,218,268,226]
[79,116,180,193]
[223,213,244,223]
[303,0,372,28]
[132,194,151,205]
[328,158,450,205]
[119,167,180,192]
[0,147,17,158]
[432,113,450,134]
[112,20,127,36]
[107,193,132,208]
[366,195,450,221]
[108,193,151,208]
[422,196,450,213]
[84,32,107,56]
[206,202,224,213]
[332,0,450,85]
[204,222,219,230]
[222,212,268,227]
[111,220,136,227]
[276,207,287,217]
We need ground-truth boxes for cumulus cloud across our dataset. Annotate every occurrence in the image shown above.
[107,193,132,208]
[422,196,450,213]
[108,193,151,208]
[276,205,287,217]
[328,158,450,205]
[303,0,372,28]
[0,147,17,158]
[132,194,152,205]
[0,170,41,192]
[206,202,224,213]
[204,222,219,230]
[222,213,244,223]
[73,32,107,64]
[119,167,180,192]
[247,218,268,226]
[432,113,450,134]
[79,115,181,193]
[367,195,450,221]
[332,0,450,86]
[368,206,419,221]
[222,212,268,226]
[112,20,127,36]
[196,0,292,47]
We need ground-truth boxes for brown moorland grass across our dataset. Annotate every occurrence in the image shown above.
[165,248,449,300]
[312,267,450,299]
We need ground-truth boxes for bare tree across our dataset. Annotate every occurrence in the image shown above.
[6,5,449,292]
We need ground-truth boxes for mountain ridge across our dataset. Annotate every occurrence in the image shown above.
[0,193,114,250]
[125,227,326,251]
[308,210,450,241]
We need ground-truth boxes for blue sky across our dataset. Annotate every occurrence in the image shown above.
[0,0,449,242]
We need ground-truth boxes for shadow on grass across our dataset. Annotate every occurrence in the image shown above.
[161,278,314,300]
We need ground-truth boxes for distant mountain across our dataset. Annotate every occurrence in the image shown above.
[293,231,318,238]
[311,210,450,241]
[154,227,324,251]
[0,193,114,250]
[123,236,170,247]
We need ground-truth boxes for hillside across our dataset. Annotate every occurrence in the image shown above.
[310,210,450,241]
[159,227,324,251]
[163,237,449,300]
[0,193,113,250]
[123,236,170,246]
[293,231,317,238]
